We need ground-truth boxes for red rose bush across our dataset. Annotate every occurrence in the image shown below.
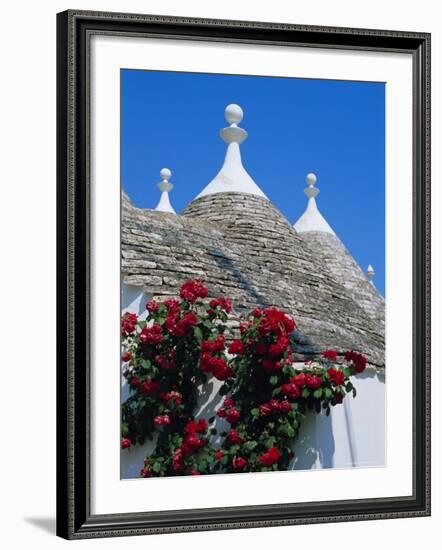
[121,279,367,477]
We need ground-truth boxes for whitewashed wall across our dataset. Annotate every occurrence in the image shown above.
[121,285,385,478]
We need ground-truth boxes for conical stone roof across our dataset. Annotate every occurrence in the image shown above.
[121,105,385,367]
[293,174,385,325]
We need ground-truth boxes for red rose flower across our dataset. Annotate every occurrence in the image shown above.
[259,403,273,416]
[130,376,141,389]
[281,383,300,400]
[209,297,233,314]
[322,349,338,361]
[161,390,183,405]
[228,340,246,355]
[239,322,252,334]
[226,408,241,424]
[121,438,131,449]
[153,415,171,426]
[306,375,322,390]
[278,400,292,414]
[184,419,208,435]
[140,324,163,345]
[199,352,215,373]
[164,298,180,312]
[140,467,152,478]
[268,335,290,358]
[121,312,138,335]
[232,457,247,471]
[146,300,159,313]
[215,450,224,461]
[259,447,281,466]
[212,359,233,381]
[223,397,235,408]
[180,279,208,303]
[292,372,307,387]
[181,434,205,457]
[259,308,296,336]
[327,368,345,386]
[140,379,161,395]
[251,308,263,318]
[201,335,225,353]
[121,351,132,362]
[345,351,367,373]
[334,392,344,404]
[262,359,282,373]
[175,312,198,336]
[196,419,208,433]
[191,470,201,476]
[164,312,179,334]
[227,429,244,446]
[172,448,184,473]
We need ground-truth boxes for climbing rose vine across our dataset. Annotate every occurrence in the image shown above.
[121,279,367,477]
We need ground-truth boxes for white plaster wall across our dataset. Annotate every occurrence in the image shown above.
[121,286,385,477]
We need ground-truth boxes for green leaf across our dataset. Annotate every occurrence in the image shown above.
[313,388,323,399]
[243,441,258,451]
[352,387,357,398]
[272,387,282,397]
[251,408,260,418]
[152,462,161,473]
[210,428,218,435]
[208,416,215,423]
[194,326,203,343]
[345,382,353,392]
[269,375,278,386]
[343,366,352,378]
[324,388,333,399]
[302,388,310,398]
[282,365,296,377]
[286,426,295,437]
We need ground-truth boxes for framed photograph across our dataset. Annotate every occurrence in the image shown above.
[56,10,431,539]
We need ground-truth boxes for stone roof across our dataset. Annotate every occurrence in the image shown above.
[293,173,385,326]
[122,191,385,367]
[298,231,385,326]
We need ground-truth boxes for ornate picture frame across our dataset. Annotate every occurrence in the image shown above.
[56,9,430,539]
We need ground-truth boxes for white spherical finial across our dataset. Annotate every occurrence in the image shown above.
[225,104,243,125]
[306,172,317,186]
[160,167,171,181]
[367,264,375,281]
[157,167,173,195]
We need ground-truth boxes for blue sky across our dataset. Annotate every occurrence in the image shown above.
[121,69,385,296]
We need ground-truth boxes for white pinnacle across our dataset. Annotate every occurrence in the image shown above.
[294,173,335,235]
[154,168,176,214]
[195,104,267,199]
[366,264,375,281]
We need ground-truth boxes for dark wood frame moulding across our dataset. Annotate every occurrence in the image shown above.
[56,9,431,540]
